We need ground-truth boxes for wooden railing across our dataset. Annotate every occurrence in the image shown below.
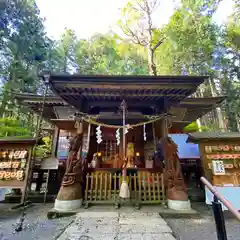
[84,171,165,208]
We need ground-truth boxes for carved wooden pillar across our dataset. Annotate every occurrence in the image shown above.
[54,120,84,212]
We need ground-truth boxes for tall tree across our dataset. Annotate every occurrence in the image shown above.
[75,33,149,75]
[0,0,50,118]
[221,0,240,131]
[155,0,227,130]
[118,0,165,75]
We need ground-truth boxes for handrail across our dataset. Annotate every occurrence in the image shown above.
[200,177,240,221]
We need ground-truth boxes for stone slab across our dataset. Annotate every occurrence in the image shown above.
[119,212,159,218]
[119,233,176,240]
[76,217,119,225]
[57,210,176,240]
[119,217,167,225]
[119,224,172,234]
[63,223,119,235]
[75,211,118,218]
[58,233,117,240]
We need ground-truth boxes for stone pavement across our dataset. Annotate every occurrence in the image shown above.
[0,203,75,240]
[57,211,175,240]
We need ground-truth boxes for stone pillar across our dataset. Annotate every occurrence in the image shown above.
[54,121,83,212]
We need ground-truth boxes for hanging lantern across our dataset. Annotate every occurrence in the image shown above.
[116,128,120,146]
[96,126,102,144]
[143,124,146,141]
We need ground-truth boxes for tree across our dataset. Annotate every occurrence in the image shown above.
[221,1,240,131]
[0,0,51,117]
[118,0,165,75]
[75,33,149,75]
[53,28,78,73]
[154,0,227,130]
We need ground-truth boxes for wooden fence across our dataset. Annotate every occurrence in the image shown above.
[84,171,165,207]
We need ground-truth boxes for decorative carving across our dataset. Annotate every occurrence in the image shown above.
[56,130,84,202]
[162,137,188,201]
[61,133,83,186]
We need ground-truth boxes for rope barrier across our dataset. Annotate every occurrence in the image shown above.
[81,115,164,129]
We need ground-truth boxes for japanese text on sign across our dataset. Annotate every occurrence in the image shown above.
[212,160,226,175]
[0,150,28,181]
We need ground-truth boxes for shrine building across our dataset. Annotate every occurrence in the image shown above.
[14,74,225,211]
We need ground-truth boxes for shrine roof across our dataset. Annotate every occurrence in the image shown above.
[14,93,66,120]
[187,132,240,143]
[14,93,65,105]
[45,74,207,110]
[14,92,225,126]
[0,137,44,146]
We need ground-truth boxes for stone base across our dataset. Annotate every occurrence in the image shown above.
[54,198,83,212]
[167,199,191,211]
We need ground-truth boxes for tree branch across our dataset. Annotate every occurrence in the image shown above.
[120,14,147,46]
[152,37,166,52]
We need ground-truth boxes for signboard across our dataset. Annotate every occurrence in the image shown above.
[0,150,27,181]
[40,157,59,170]
[212,160,226,175]
[0,149,29,188]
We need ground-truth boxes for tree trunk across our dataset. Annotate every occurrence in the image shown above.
[208,78,226,131]
[148,47,157,76]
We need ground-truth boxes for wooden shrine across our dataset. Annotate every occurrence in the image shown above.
[13,74,226,211]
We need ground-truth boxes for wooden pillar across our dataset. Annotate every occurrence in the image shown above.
[52,126,59,157]
[161,117,169,169]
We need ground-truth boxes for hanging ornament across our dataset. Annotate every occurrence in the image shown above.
[125,124,132,134]
[96,126,102,144]
[116,128,120,146]
[143,124,146,141]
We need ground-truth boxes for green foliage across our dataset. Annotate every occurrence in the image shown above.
[0,117,31,137]
[35,136,52,158]
[0,0,240,133]
[184,121,211,132]
[74,33,149,75]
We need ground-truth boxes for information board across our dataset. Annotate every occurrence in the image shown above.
[0,149,29,188]
[212,160,226,175]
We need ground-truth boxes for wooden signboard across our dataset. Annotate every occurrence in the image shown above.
[0,149,31,189]
[0,138,41,203]
[200,142,240,186]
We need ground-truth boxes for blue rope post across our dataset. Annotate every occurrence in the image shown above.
[212,195,228,240]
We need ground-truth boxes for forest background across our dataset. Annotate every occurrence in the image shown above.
[0,0,240,140]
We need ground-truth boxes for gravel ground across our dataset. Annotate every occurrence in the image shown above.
[0,204,75,240]
[163,203,240,240]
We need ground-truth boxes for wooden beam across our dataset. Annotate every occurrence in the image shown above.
[87,100,157,108]
[59,92,188,98]
[56,82,200,90]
